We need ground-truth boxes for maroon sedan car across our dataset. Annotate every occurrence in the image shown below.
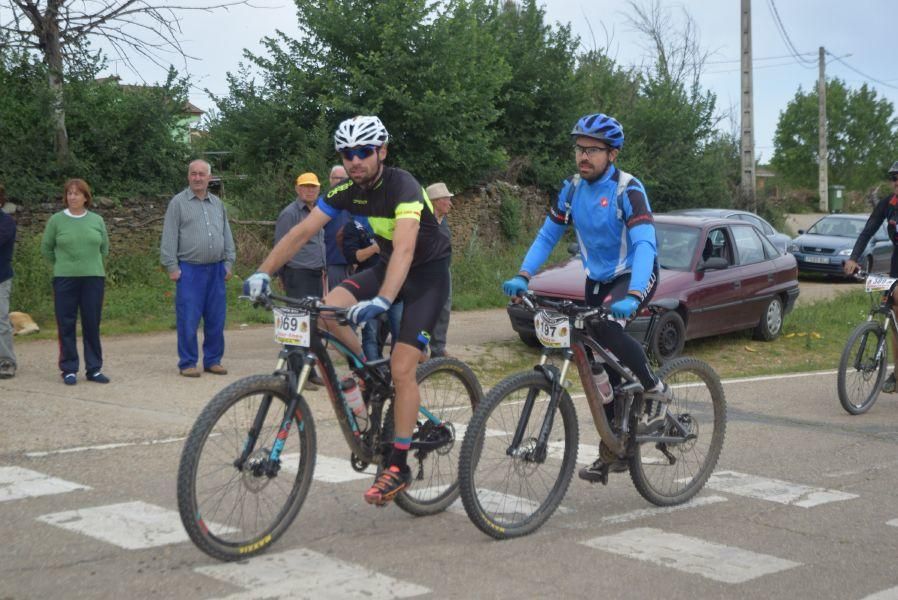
[507,215,800,361]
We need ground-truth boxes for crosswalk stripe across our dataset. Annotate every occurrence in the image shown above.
[887,519,898,528]
[279,453,376,483]
[448,488,571,516]
[861,586,898,600]
[196,547,429,599]
[581,527,801,583]
[596,495,729,525]
[37,501,236,549]
[0,466,89,503]
[705,470,858,507]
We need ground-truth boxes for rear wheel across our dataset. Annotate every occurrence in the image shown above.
[630,357,726,506]
[390,357,481,516]
[837,320,888,415]
[177,375,316,561]
[459,371,578,539]
[753,296,784,341]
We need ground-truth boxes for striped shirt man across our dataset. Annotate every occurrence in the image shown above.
[160,188,236,273]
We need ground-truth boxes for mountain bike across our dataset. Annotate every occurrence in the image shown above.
[458,292,726,539]
[837,272,898,415]
[176,293,482,561]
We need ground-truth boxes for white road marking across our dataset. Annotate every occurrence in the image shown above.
[705,470,858,508]
[862,586,898,600]
[581,527,800,584]
[25,436,193,458]
[196,547,429,599]
[279,453,375,483]
[887,519,898,528]
[0,466,89,502]
[37,501,235,549]
[597,495,728,525]
[449,488,571,516]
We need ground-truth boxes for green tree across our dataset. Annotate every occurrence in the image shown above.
[772,79,898,191]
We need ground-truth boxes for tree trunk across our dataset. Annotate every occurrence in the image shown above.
[42,5,70,164]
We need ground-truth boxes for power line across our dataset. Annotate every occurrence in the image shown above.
[766,0,815,68]
[826,51,898,90]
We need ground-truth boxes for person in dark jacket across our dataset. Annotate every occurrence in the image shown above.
[0,184,16,379]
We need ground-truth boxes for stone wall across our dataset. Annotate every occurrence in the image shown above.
[9,183,552,261]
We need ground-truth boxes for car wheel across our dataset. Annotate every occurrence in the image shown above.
[517,330,541,348]
[649,311,685,364]
[753,296,784,341]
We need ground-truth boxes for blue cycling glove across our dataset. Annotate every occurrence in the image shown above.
[610,295,640,319]
[502,275,529,297]
[347,296,392,325]
[243,272,271,301]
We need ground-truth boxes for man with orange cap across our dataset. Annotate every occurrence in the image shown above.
[275,172,327,299]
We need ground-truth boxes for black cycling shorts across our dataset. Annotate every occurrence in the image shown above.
[584,263,660,316]
[339,257,450,351]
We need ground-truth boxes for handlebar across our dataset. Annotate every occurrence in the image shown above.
[242,292,351,325]
[515,291,607,321]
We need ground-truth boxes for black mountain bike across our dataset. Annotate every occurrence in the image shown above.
[458,293,726,539]
[177,293,482,561]
[837,272,898,415]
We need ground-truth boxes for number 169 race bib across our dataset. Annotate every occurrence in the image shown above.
[273,307,311,346]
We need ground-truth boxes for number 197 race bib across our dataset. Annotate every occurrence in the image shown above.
[273,307,311,346]
[534,310,571,348]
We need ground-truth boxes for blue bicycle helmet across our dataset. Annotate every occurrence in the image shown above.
[571,113,624,149]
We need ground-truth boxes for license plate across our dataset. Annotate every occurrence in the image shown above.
[273,307,311,346]
[803,255,829,264]
[534,310,571,348]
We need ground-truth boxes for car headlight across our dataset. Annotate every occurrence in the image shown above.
[837,248,852,256]
[787,243,799,253]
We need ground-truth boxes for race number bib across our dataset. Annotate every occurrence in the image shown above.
[534,310,571,348]
[865,275,898,292]
[273,307,311,346]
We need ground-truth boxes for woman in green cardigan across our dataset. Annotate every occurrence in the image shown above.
[41,179,110,385]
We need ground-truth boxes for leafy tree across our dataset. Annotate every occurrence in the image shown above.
[772,79,898,191]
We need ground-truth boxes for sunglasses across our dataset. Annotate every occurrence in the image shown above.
[890,174,898,182]
[573,144,611,157]
[340,145,378,161]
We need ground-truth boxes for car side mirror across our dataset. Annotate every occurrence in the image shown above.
[698,257,729,271]
[567,242,579,256]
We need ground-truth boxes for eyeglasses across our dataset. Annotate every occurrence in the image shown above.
[889,174,898,182]
[340,145,378,161]
[573,144,611,157]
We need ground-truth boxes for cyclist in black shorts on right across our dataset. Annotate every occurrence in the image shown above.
[244,116,451,506]
[843,160,898,392]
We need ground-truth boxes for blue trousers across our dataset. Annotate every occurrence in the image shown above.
[53,276,105,375]
[176,262,226,370]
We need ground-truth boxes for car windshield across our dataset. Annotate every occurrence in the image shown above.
[656,223,699,271]
[807,217,864,238]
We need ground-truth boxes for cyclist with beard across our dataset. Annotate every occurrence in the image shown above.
[502,112,671,484]
[244,116,451,505]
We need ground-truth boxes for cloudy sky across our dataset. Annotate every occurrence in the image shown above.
[62,1,898,162]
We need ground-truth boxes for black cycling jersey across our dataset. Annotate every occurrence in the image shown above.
[318,166,451,268]
[851,194,898,276]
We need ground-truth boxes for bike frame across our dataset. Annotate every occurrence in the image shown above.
[236,294,444,473]
[510,296,689,461]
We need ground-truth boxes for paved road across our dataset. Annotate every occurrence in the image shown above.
[2,328,898,599]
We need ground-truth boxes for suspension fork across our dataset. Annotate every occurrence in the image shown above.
[507,350,573,463]
[234,350,313,470]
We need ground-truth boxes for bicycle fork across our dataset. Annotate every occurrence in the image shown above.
[234,354,313,476]
[507,350,572,464]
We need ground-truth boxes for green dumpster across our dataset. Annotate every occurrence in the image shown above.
[829,185,845,213]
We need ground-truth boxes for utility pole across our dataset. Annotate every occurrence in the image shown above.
[818,46,828,212]
[740,0,756,211]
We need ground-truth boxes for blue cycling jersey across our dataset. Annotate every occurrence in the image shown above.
[519,164,657,299]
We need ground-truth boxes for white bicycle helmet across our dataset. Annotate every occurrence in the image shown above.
[334,116,389,151]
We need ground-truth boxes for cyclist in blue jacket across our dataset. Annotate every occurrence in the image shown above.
[502,113,670,483]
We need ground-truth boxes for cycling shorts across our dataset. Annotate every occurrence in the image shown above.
[585,263,660,317]
[339,257,450,351]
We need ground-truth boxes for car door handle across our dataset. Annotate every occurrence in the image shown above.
[733,281,741,289]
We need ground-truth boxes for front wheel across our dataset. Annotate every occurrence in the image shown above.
[629,357,726,506]
[458,371,578,539]
[389,357,482,516]
[837,320,888,415]
[176,375,317,561]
